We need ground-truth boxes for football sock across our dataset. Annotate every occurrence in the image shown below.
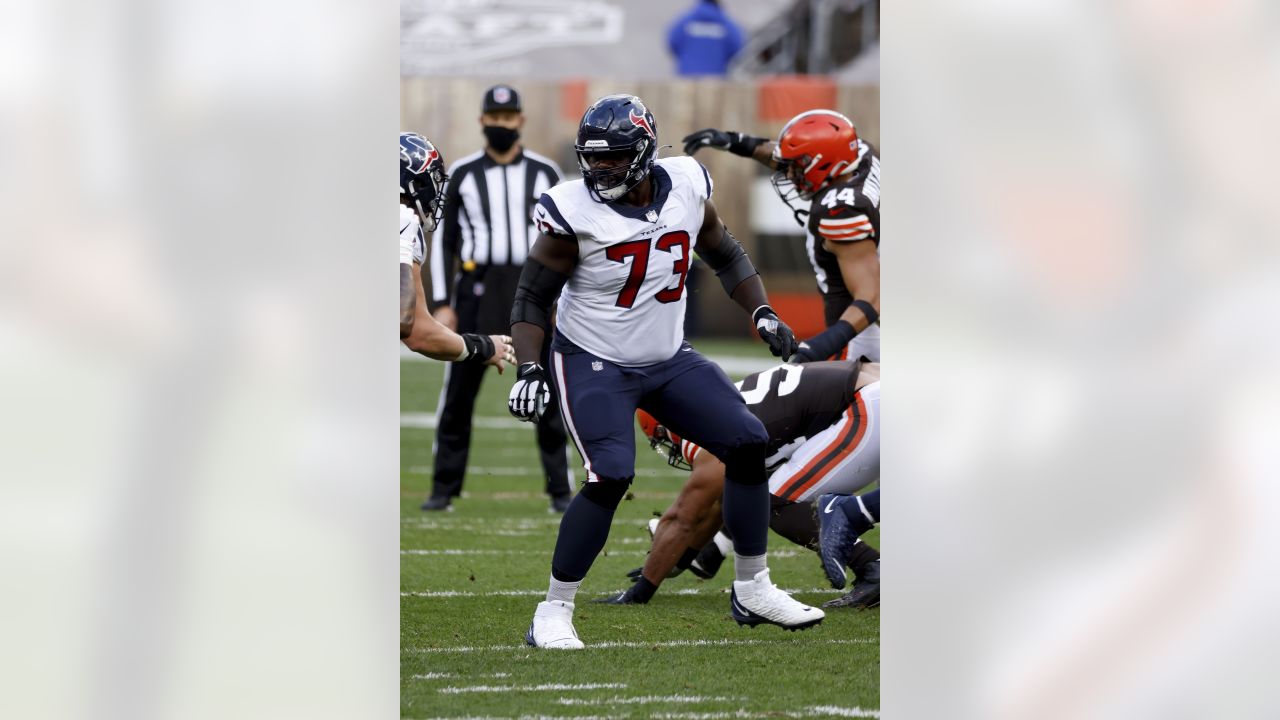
[550,489,621,583]
[734,552,767,583]
[712,530,733,555]
[674,546,700,571]
[769,498,820,550]
[721,479,768,557]
[846,540,880,575]
[546,574,582,605]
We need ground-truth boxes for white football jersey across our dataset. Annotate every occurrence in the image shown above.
[400,204,425,266]
[534,156,713,366]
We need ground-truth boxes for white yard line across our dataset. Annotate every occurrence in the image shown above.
[439,682,626,694]
[648,710,880,720]
[805,706,881,718]
[405,637,877,654]
[407,716,622,720]
[556,695,738,706]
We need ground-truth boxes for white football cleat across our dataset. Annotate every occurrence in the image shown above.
[730,569,825,631]
[524,600,585,649]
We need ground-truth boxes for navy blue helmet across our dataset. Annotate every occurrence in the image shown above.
[400,132,448,231]
[575,94,658,203]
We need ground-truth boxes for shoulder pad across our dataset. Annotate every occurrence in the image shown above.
[534,192,576,238]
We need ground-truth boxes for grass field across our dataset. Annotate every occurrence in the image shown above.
[401,339,880,719]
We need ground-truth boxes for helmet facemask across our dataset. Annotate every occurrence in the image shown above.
[400,132,448,231]
[647,422,692,471]
[578,139,652,203]
[402,166,447,232]
[770,155,817,227]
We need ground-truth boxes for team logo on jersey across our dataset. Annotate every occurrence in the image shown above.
[591,360,603,371]
[629,108,655,139]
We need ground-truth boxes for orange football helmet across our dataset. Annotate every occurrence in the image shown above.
[636,410,691,471]
[771,110,866,214]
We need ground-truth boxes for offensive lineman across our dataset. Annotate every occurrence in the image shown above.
[605,360,881,608]
[400,132,514,368]
[506,94,824,649]
[683,111,881,363]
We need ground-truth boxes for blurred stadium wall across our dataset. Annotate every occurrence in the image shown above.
[401,0,879,339]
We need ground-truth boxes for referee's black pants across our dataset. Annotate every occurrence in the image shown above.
[430,265,572,501]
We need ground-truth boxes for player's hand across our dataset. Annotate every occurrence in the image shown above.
[682,129,765,158]
[628,564,683,581]
[790,342,822,364]
[753,306,798,361]
[433,306,458,332]
[508,362,551,422]
[484,334,515,374]
[592,585,649,605]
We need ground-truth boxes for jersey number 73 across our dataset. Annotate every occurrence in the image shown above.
[605,231,691,308]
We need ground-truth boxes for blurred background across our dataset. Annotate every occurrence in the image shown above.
[400,0,880,339]
[5,0,1280,717]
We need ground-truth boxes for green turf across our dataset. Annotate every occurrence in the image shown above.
[401,340,880,718]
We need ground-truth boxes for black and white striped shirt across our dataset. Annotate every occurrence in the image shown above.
[429,148,562,306]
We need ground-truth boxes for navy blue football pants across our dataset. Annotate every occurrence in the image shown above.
[547,338,770,582]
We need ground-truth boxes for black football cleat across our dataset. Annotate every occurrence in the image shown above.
[823,559,880,609]
[420,496,453,512]
[549,494,572,514]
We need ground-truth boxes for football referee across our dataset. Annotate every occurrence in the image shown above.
[424,84,573,513]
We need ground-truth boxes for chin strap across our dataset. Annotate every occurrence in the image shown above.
[791,206,810,227]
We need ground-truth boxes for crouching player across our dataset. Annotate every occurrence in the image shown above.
[400,132,514,367]
[507,94,824,649]
[604,360,881,608]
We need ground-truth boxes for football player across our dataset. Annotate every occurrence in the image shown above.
[601,360,881,608]
[508,94,824,649]
[682,111,880,363]
[399,132,514,369]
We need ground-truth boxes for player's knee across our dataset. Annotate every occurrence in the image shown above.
[722,439,768,486]
[578,477,632,511]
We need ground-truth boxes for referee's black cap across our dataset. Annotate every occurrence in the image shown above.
[481,85,522,113]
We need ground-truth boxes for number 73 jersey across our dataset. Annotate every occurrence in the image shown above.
[534,156,712,366]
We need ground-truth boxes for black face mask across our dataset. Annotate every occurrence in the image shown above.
[484,125,520,153]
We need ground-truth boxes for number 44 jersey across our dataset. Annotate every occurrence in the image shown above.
[533,156,712,366]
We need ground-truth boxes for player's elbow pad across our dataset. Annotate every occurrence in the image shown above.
[510,258,569,330]
[701,226,758,295]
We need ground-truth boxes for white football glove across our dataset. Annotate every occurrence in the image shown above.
[508,362,551,422]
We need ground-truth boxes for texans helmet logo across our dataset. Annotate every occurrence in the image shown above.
[401,135,437,174]
[629,108,655,139]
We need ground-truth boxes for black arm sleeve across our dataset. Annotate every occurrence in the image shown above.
[511,257,570,331]
[699,225,759,296]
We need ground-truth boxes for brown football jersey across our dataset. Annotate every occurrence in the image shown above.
[805,148,881,327]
